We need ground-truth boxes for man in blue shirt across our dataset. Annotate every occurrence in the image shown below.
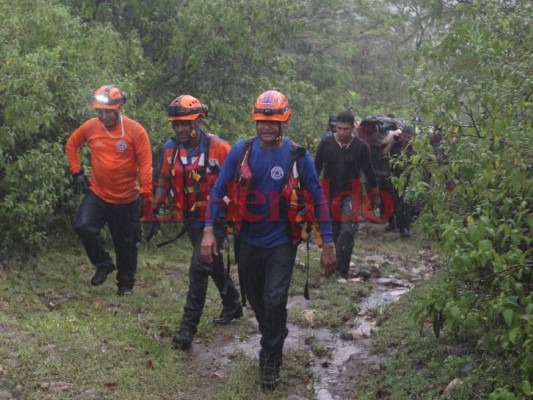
[201,90,337,391]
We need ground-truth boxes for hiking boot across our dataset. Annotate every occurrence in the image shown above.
[213,304,243,325]
[261,364,280,391]
[117,287,133,296]
[385,220,396,232]
[172,329,194,350]
[91,265,115,286]
[259,354,281,391]
[335,271,349,280]
[400,227,411,238]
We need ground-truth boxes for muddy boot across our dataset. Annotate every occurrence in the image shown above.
[213,303,243,325]
[172,329,194,350]
[91,264,115,286]
[385,218,396,232]
[259,352,282,391]
[400,227,411,238]
[117,286,133,296]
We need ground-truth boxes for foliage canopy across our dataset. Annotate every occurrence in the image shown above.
[0,0,531,396]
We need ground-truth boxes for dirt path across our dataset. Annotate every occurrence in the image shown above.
[173,222,436,399]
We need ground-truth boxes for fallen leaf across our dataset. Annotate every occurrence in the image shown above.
[146,359,153,369]
[303,309,318,325]
[443,378,462,398]
[214,370,227,379]
[352,332,365,340]
[94,301,106,310]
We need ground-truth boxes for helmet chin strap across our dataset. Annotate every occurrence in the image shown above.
[276,122,283,141]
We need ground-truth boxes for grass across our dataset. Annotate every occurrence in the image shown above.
[0,224,522,399]
[350,270,528,400]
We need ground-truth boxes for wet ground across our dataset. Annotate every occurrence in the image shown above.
[178,223,436,399]
[184,277,415,399]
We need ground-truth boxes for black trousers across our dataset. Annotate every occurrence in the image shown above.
[180,223,240,334]
[332,196,358,278]
[239,241,297,360]
[73,191,141,289]
[394,189,413,232]
[378,175,397,225]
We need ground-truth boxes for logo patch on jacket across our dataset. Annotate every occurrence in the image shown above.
[116,140,127,152]
[270,166,284,180]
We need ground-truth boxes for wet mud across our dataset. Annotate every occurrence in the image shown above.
[179,224,436,398]
[181,276,419,399]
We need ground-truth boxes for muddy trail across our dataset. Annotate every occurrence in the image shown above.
[176,223,437,399]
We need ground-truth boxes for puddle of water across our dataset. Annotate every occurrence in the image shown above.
[184,277,414,398]
[357,278,411,313]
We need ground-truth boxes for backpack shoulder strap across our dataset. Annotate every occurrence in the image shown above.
[290,141,306,162]
[234,137,255,182]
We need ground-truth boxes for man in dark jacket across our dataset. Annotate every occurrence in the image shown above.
[315,111,378,281]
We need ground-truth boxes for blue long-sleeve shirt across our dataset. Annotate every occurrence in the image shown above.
[206,137,333,248]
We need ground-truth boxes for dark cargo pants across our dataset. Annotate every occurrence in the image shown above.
[180,223,240,333]
[238,241,297,361]
[73,191,140,289]
[332,196,358,279]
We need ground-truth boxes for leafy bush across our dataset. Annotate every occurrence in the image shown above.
[0,0,149,257]
[409,0,533,397]
[0,141,74,255]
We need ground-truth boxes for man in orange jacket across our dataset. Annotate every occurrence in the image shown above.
[65,85,153,295]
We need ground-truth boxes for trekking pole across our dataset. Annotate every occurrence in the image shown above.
[304,239,310,300]
[222,238,231,296]
[233,230,246,307]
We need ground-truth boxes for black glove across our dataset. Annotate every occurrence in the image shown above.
[144,209,161,242]
[72,172,89,195]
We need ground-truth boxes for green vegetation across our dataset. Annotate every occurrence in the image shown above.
[0,228,412,399]
[405,1,532,398]
[0,0,531,398]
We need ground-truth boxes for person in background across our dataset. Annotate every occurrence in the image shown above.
[201,90,337,391]
[314,111,378,282]
[381,125,416,238]
[152,95,242,350]
[429,126,446,164]
[65,85,153,296]
[320,114,337,140]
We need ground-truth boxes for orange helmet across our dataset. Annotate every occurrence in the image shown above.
[91,85,127,109]
[167,95,208,121]
[251,90,291,122]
